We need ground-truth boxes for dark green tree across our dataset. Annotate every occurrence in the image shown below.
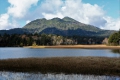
[108,31,120,45]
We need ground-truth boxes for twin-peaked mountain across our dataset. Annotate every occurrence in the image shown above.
[0,17,115,37]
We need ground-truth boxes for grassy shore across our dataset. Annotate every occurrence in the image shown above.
[25,45,120,49]
[0,57,120,76]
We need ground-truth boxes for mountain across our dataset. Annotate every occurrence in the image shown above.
[24,17,101,32]
[23,17,115,37]
[0,17,115,37]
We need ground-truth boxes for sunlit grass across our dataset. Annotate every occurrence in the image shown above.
[26,45,120,49]
[0,57,120,76]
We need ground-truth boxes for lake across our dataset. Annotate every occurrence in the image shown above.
[0,71,120,80]
[0,48,120,79]
[0,47,120,59]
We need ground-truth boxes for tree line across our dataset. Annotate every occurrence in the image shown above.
[0,33,77,47]
[0,33,105,47]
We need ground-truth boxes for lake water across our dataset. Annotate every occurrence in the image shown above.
[0,48,120,79]
[0,71,120,80]
[0,48,120,59]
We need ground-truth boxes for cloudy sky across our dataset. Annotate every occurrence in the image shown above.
[0,0,120,30]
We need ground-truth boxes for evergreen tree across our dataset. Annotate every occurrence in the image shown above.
[108,31,120,45]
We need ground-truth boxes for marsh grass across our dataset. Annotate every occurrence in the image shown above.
[0,57,120,76]
[27,45,120,49]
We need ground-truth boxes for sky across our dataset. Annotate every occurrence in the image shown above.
[0,0,120,30]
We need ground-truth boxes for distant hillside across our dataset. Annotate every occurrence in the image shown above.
[23,17,115,37]
[24,17,101,32]
[0,28,34,35]
[0,17,115,37]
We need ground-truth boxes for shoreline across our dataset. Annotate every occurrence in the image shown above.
[0,57,120,76]
[25,45,120,49]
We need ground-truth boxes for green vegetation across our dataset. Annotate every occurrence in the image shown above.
[0,57,120,76]
[24,17,101,32]
[0,33,77,47]
[108,30,120,46]
[23,17,115,37]
[0,33,106,47]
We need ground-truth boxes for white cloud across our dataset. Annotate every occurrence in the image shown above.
[0,0,38,30]
[62,0,106,27]
[25,0,64,20]
[41,0,120,30]
[41,0,63,13]
[101,17,120,30]
[0,13,20,30]
[41,0,107,26]
[8,0,38,18]
[0,14,10,30]
[26,20,31,24]
[42,13,64,19]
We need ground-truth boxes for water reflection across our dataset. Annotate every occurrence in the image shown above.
[0,48,120,59]
[0,72,119,80]
[112,49,120,54]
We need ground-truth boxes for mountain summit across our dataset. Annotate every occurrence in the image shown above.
[63,17,77,22]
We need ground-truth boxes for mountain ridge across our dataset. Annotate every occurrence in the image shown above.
[24,17,101,32]
[23,17,115,37]
[0,17,116,37]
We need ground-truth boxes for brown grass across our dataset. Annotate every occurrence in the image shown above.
[26,45,120,49]
[0,57,120,76]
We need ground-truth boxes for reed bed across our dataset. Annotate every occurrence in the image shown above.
[26,45,120,49]
[0,57,120,76]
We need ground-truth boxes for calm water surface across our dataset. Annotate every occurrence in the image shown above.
[0,47,120,59]
[0,48,120,79]
[0,72,120,80]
